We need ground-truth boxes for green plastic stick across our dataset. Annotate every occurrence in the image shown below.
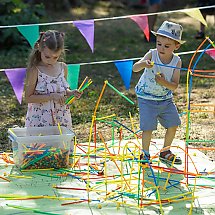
[6,204,60,215]
[137,165,142,206]
[65,81,92,104]
[106,81,134,105]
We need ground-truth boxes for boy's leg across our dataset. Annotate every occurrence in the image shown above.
[160,126,182,165]
[137,98,157,163]
[163,126,177,148]
[140,130,152,164]
[158,99,181,164]
[142,130,153,152]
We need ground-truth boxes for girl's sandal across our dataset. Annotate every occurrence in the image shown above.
[159,150,182,165]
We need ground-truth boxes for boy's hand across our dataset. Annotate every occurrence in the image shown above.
[145,60,154,68]
[155,73,165,85]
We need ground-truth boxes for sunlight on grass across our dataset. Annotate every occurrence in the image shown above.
[0,1,214,155]
[71,7,89,17]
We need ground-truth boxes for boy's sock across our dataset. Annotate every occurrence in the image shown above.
[140,150,151,164]
[142,150,150,156]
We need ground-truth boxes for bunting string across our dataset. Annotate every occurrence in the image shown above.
[0,5,214,104]
[0,5,214,29]
[1,46,214,104]
[0,48,214,72]
[73,48,215,66]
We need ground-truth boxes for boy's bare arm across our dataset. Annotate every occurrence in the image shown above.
[133,51,153,72]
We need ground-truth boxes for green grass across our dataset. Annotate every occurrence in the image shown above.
[0,1,214,147]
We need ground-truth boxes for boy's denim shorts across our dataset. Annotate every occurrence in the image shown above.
[137,97,181,131]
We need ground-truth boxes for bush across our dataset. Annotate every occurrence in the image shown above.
[0,0,45,49]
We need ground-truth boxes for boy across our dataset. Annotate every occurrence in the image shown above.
[133,21,185,165]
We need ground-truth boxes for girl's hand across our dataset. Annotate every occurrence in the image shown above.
[50,93,65,105]
[72,89,83,99]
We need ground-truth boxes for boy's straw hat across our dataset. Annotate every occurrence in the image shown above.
[151,21,186,44]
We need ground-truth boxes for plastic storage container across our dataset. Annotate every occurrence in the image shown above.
[8,126,75,170]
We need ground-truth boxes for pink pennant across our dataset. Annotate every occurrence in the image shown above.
[73,19,94,53]
[206,49,215,61]
[5,68,27,104]
[130,15,149,41]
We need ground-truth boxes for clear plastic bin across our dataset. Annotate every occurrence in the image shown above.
[8,126,75,170]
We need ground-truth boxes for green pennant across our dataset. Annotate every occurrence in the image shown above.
[17,25,39,48]
[67,64,80,90]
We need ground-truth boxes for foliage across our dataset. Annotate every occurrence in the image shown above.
[0,0,45,48]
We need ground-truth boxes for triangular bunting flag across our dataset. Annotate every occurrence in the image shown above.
[73,20,94,53]
[17,25,39,48]
[67,64,80,90]
[206,49,215,61]
[114,60,133,90]
[130,15,149,41]
[184,8,207,26]
[5,68,27,104]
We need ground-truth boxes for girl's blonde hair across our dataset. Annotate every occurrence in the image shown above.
[27,30,65,70]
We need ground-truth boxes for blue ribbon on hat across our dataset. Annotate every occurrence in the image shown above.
[157,29,180,41]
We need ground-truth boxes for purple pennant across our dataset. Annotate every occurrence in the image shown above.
[5,68,27,104]
[114,60,133,90]
[73,19,94,53]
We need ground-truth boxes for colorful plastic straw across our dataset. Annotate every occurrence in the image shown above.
[65,76,92,105]
[6,204,59,215]
[105,81,134,105]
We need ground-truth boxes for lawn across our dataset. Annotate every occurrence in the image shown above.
[0,1,214,157]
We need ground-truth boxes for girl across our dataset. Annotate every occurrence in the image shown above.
[25,30,82,129]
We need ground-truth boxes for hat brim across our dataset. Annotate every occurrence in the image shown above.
[151,31,186,44]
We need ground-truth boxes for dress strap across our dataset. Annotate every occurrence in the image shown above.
[35,66,43,77]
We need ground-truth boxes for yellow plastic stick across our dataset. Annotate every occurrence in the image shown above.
[57,123,66,149]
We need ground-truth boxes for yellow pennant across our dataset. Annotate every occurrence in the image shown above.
[184,8,207,26]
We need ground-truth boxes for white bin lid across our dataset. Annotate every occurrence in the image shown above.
[8,126,75,143]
